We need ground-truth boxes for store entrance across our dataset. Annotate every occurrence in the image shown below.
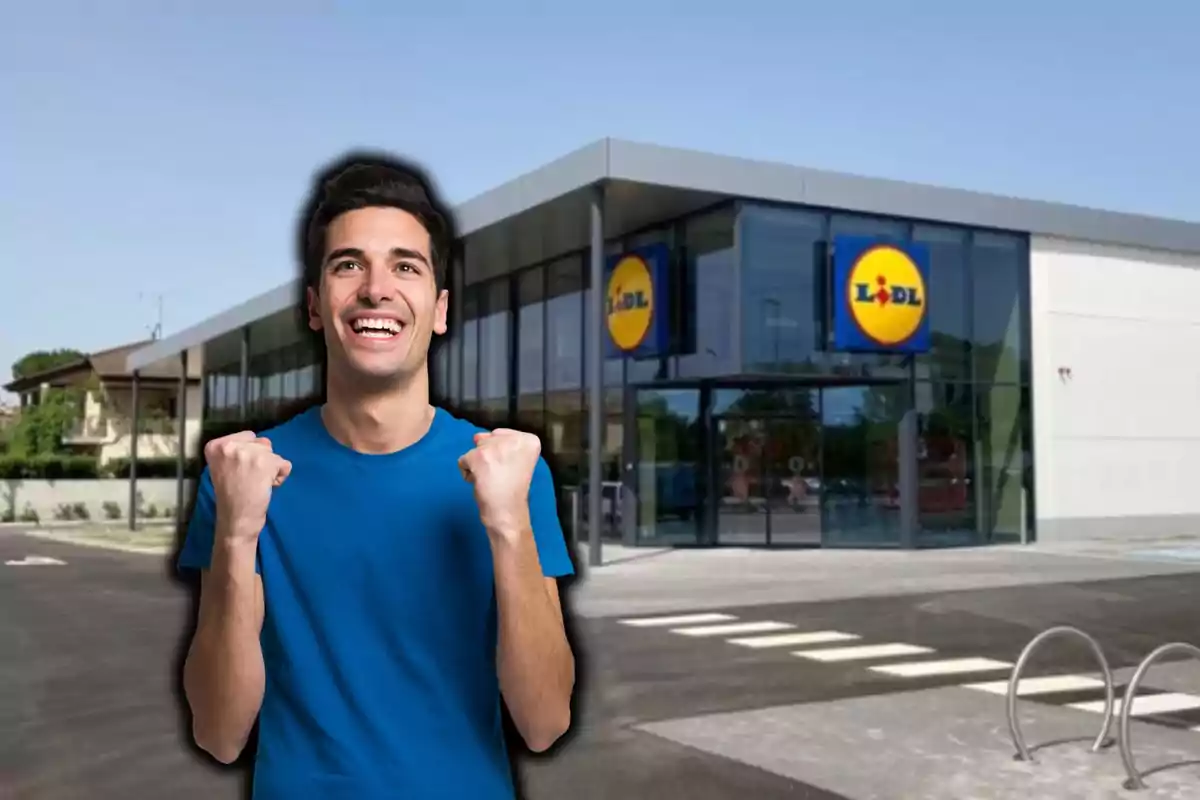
[629,380,912,548]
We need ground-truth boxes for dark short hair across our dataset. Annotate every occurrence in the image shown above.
[298,151,456,291]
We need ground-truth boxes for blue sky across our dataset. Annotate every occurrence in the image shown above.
[2,2,1196,399]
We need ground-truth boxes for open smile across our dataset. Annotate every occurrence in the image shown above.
[347,316,406,341]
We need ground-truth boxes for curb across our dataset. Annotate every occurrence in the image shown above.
[16,528,173,556]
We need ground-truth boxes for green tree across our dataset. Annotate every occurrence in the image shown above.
[12,349,85,380]
[6,388,84,456]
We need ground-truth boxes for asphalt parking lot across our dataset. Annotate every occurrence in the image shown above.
[6,528,1200,799]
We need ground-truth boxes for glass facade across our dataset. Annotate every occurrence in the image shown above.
[199,195,1033,550]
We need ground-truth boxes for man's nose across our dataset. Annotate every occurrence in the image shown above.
[358,265,393,305]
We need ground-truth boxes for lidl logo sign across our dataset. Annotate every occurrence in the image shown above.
[832,236,931,354]
[605,243,670,358]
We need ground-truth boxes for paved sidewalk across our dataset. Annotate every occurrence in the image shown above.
[570,539,1200,618]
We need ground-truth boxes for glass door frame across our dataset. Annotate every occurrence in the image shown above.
[625,375,920,549]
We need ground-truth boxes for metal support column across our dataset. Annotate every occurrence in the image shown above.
[586,182,605,568]
[239,326,250,421]
[898,407,919,549]
[128,371,140,531]
[176,350,189,530]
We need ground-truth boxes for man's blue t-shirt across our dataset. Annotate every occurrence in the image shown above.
[177,405,575,799]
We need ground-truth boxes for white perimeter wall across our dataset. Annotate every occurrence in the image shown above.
[1031,235,1200,539]
[2,479,193,524]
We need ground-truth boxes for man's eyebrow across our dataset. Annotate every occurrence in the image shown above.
[324,247,430,266]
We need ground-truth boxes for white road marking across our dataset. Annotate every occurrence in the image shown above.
[5,555,66,566]
[727,631,861,649]
[870,657,1012,678]
[963,675,1106,696]
[619,613,737,627]
[793,643,935,662]
[1069,693,1200,716]
[672,621,795,637]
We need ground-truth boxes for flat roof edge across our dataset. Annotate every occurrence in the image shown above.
[126,280,300,371]
[606,139,1200,254]
[454,139,609,236]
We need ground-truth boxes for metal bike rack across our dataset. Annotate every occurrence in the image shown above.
[1118,641,1200,791]
[1006,625,1116,763]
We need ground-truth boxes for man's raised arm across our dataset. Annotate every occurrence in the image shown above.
[180,433,291,764]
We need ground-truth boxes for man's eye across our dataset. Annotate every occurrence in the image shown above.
[333,261,361,272]
[396,262,418,273]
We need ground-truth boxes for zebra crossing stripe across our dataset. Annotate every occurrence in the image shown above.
[619,613,737,627]
[870,657,1012,678]
[728,631,861,649]
[793,643,935,662]
[1070,692,1200,717]
[962,674,1107,696]
[673,621,795,637]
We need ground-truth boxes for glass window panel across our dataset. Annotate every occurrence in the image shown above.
[977,383,1030,543]
[517,267,545,401]
[479,278,511,408]
[739,205,826,372]
[546,256,583,392]
[914,381,977,545]
[830,213,908,241]
[677,207,737,378]
[545,388,584,487]
[972,231,1026,385]
[634,387,703,545]
[462,288,480,404]
[913,225,969,381]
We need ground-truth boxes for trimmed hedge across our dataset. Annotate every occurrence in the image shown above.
[0,455,201,480]
[104,456,201,479]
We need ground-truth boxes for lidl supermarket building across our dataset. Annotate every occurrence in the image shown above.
[126,139,1200,557]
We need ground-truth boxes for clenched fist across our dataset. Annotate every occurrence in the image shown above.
[458,429,541,538]
[204,431,292,542]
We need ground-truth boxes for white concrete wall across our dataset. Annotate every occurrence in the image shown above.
[1,479,194,523]
[1031,235,1200,539]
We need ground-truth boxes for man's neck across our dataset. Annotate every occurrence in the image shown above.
[321,368,435,455]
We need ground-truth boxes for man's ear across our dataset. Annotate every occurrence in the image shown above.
[306,286,322,331]
[433,288,449,336]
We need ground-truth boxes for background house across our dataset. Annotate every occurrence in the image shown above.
[3,340,203,466]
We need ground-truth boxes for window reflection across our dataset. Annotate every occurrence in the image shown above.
[740,206,825,372]
[677,208,737,378]
[479,281,510,421]
[635,388,702,545]
[517,266,545,430]
[462,289,480,407]
[914,381,976,545]
[913,225,969,381]
[972,231,1025,384]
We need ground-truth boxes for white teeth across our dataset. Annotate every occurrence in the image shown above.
[350,317,402,336]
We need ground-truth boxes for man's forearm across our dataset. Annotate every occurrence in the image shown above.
[183,532,266,764]
[490,530,574,752]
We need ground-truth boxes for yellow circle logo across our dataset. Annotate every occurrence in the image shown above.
[606,255,654,351]
[846,245,927,346]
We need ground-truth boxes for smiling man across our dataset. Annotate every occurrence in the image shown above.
[177,154,577,799]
